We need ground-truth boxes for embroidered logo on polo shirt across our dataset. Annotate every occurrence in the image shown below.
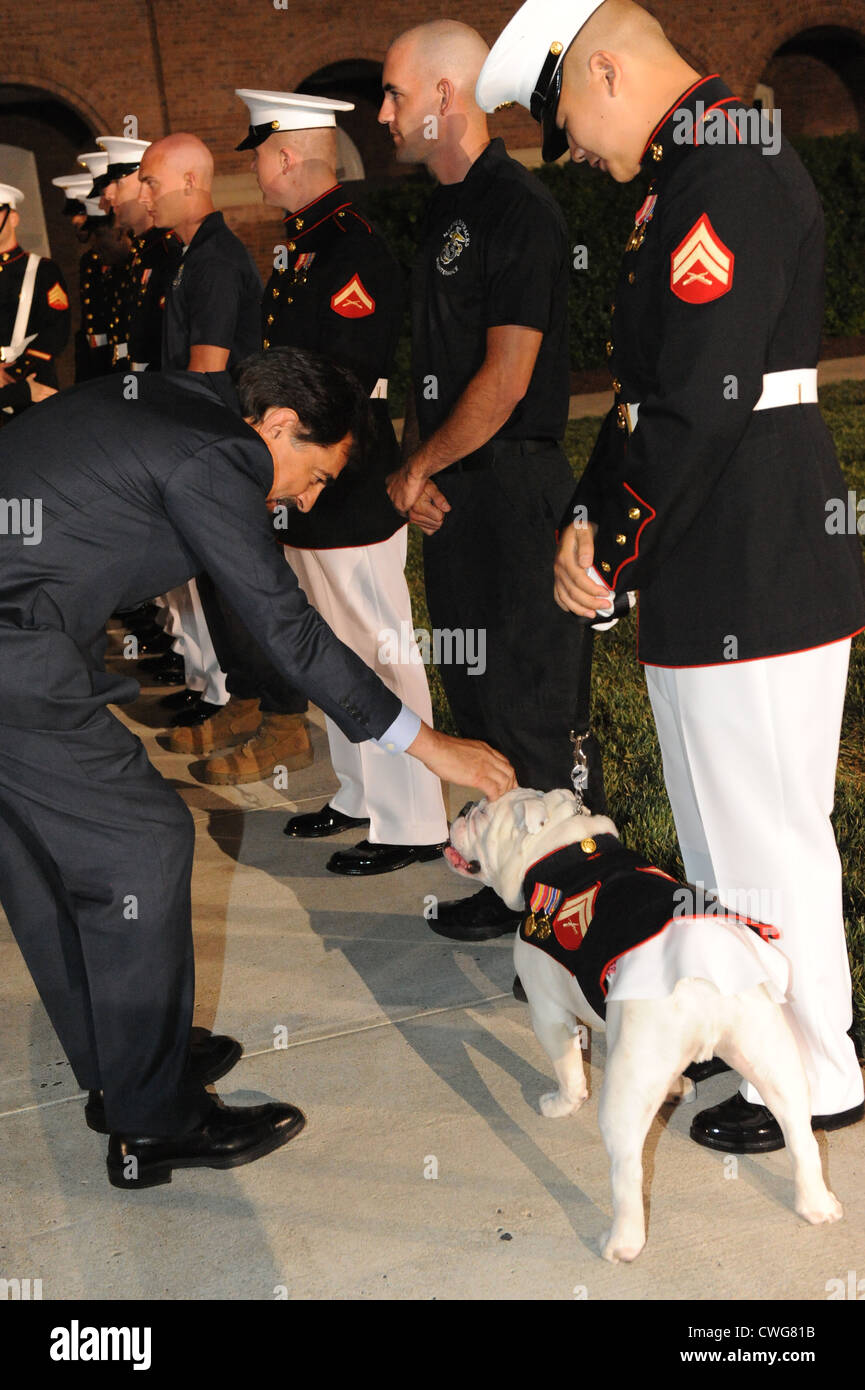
[436,219,470,277]
[671,214,734,304]
[330,273,375,318]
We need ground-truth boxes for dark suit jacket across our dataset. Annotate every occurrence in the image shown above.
[0,369,401,739]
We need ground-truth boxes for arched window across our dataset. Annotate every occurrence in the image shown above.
[761,26,865,137]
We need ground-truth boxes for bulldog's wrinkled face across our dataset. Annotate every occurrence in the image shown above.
[445,787,619,911]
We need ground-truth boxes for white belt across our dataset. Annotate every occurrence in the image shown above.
[130,361,149,372]
[753,367,818,411]
[87,333,108,348]
[114,342,129,360]
[625,368,818,433]
[370,378,388,400]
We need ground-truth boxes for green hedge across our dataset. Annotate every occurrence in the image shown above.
[361,133,865,416]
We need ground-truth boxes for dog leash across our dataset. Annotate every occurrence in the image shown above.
[570,624,595,811]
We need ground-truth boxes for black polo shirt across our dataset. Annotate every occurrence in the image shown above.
[411,138,571,443]
[162,212,262,371]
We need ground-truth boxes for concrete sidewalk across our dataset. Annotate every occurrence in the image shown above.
[1,650,863,1303]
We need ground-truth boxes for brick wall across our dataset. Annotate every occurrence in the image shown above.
[4,0,865,368]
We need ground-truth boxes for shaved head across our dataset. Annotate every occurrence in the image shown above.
[380,20,492,180]
[390,20,490,94]
[144,132,214,189]
[556,0,700,182]
[137,131,217,239]
[251,124,340,212]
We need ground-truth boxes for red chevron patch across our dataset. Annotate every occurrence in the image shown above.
[554,884,599,949]
[330,273,375,318]
[670,214,734,304]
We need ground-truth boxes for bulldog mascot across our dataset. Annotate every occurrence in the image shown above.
[446,789,842,1262]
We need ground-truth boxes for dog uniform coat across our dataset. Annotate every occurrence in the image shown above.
[520,835,778,1020]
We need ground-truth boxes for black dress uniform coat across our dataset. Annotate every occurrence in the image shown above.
[265,185,403,549]
[0,370,400,1134]
[519,836,775,1020]
[75,245,115,381]
[569,76,865,666]
[127,228,182,371]
[0,245,70,414]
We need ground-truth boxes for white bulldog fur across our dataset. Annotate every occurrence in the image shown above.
[446,787,842,1262]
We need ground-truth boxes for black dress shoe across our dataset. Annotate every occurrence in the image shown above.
[170,700,224,728]
[327,839,446,876]
[147,653,186,686]
[283,803,370,839]
[428,885,523,941]
[134,628,174,656]
[159,687,203,712]
[107,1097,306,1189]
[85,1033,243,1134]
[684,1057,732,1083]
[691,1091,865,1154]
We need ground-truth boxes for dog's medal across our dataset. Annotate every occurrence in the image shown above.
[527,883,562,941]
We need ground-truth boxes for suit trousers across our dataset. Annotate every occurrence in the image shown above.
[0,711,210,1134]
[285,527,448,845]
[645,639,863,1115]
[422,446,594,793]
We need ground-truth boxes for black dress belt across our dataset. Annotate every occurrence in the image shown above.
[440,437,559,474]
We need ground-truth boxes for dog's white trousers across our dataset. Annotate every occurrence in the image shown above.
[645,638,862,1114]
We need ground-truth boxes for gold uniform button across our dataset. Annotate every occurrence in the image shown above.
[295,217,304,229]
[612,377,622,394]
[628,507,641,520]
[615,534,627,545]
[287,241,296,252]
[550,40,563,55]
[272,288,279,298]
[628,271,636,284]
[605,340,613,358]
[286,296,293,304]
[600,561,611,573]
[616,406,628,431]
[580,838,597,854]
[651,142,663,162]
[266,314,274,325]
[271,120,280,129]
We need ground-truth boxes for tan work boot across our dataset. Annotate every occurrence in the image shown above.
[168,697,261,756]
[199,712,313,785]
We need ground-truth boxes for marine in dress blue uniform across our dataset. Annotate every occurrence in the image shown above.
[479,0,865,1147]
[0,184,70,417]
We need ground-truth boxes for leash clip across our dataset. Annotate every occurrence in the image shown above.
[570,729,589,811]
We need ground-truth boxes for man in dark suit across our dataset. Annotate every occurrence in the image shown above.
[0,347,513,1189]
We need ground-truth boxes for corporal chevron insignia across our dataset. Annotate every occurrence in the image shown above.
[553,883,600,949]
[330,273,375,318]
[47,282,69,311]
[670,214,734,304]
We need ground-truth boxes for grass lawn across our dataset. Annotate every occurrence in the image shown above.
[406,381,865,1048]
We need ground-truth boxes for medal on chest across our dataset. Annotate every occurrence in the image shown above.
[290,251,316,285]
[524,882,562,940]
[625,190,658,254]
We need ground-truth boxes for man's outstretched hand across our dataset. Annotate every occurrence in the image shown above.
[408,723,516,801]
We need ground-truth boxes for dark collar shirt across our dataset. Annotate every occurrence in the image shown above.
[411,137,571,443]
[0,370,399,741]
[162,212,262,371]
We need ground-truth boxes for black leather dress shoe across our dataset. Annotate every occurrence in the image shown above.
[145,652,186,685]
[283,803,369,839]
[691,1091,865,1153]
[160,687,203,712]
[107,1097,306,1189]
[85,1032,243,1134]
[684,1057,732,1083]
[428,885,523,941]
[326,839,446,876]
[134,627,174,656]
[170,699,224,728]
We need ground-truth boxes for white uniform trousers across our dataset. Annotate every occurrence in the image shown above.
[645,639,862,1115]
[284,527,448,846]
[156,580,228,708]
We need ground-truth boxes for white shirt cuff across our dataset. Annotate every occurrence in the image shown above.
[373,705,421,754]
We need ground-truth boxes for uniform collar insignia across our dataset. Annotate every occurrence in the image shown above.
[639,75,736,177]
